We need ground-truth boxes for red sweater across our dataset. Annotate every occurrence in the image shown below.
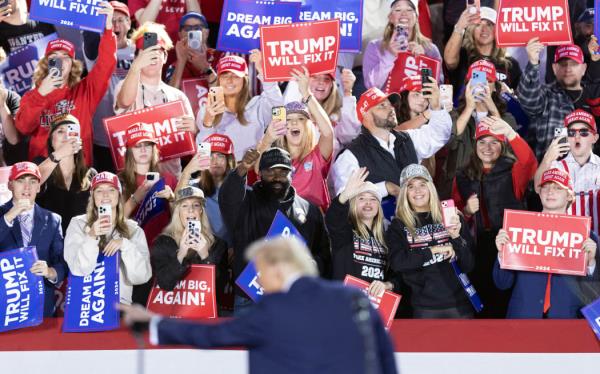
[452,135,538,228]
[15,29,117,165]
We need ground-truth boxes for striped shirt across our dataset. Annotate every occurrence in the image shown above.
[552,153,600,235]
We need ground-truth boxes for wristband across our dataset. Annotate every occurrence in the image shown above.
[130,194,139,205]
[49,152,60,163]
[302,94,312,104]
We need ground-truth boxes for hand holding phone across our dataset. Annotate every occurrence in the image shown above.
[554,128,569,161]
[394,24,409,52]
[187,30,203,50]
[272,106,287,123]
[146,172,160,183]
[96,204,112,236]
[441,199,457,228]
[209,86,224,106]
[470,70,487,101]
[67,123,80,139]
[440,84,453,111]
[143,32,158,50]
[197,142,211,170]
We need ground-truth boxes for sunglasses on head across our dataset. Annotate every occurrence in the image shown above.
[567,128,594,137]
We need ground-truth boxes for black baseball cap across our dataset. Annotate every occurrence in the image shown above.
[259,148,292,171]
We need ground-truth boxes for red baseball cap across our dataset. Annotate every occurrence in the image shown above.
[467,60,497,83]
[400,75,422,92]
[9,162,41,182]
[356,87,400,123]
[110,1,130,17]
[125,123,157,148]
[204,134,234,155]
[539,168,574,193]
[45,39,75,59]
[475,122,506,142]
[217,55,248,77]
[91,172,122,193]
[564,109,597,132]
[554,45,584,64]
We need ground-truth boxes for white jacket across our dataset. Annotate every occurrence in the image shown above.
[64,215,152,305]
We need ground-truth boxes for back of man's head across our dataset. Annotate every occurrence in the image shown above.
[246,236,318,277]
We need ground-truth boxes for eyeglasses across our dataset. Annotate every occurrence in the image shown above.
[181,25,203,32]
[567,128,593,137]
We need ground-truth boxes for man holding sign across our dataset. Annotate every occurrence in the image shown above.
[494,168,599,318]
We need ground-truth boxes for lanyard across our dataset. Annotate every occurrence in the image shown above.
[141,84,167,108]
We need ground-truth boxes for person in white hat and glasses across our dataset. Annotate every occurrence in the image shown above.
[64,172,151,305]
[326,167,396,297]
[494,168,598,318]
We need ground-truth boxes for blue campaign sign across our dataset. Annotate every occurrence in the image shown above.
[595,1,600,48]
[217,0,301,53]
[30,0,106,33]
[450,260,483,313]
[63,253,120,332]
[0,247,45,332]
[236,211,305,301]
[582,297,600,341]
[0,33,58,97]
[300,0,363,52]
[134,179,166,227]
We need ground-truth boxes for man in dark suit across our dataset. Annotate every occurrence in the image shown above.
[0,162,67,316]
[120,237,398,374]
[494,168,600,318]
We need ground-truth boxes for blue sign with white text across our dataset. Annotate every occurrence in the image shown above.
[582,297,600,341]
[134,179,166,228]
[300,0,363,52]
[0,247,44,332]
[217,0,301,53]
[235,211,305,301]
[30,0,106,33]
[63,253,120,332]
[0,33,58,97]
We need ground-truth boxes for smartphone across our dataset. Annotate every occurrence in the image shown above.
[471,69,487,100]
[143,32,158,50]
[187,220,201,236]
[67,122,80,139]
[440,84,453,111]
[208,86,224,105]
[48,57,62,85]
[98,204,112,227]
[146,172,160,182]
[272,106,286,123]
[395,24,409,52]
[421,68,433,86]
[197,142,211,157]
[188,30,202,50]
[441,199,457,228]
[554,127,569,160]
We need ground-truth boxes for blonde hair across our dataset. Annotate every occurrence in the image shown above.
[395,177,443,237]
[119,145,160,199]
[276,115,317,161]
[245,236,318,277]
[33,56,84,88]
[318,79,342,118]
[381,4,432,53]
[462,23,512,70]
[161,197,215,259]
[349,193,387,250]
[214,75,251,126]
[131,22,174,51]
[86,189,130,248]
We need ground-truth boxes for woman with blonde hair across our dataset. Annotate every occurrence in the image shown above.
[257,67,334,211]
[363,0,443,90]
[197,51,284,161]
[64,172,152,305]
[15,1,116,165]
[326,168,396,297]
[114,21,196,177]
[151,186,227,292]
[387,164,475,318]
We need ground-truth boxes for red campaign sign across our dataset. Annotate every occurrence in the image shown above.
[496,0,573,47]
[343,275,401,330]
[501,210,590,276]
[384,52,440,94]
[181,78,209,119]
[103,100,196,171]
[147,265,217,319]
[260,20,340,82]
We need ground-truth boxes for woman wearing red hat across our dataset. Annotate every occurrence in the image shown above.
[15,1,117,166]
[64,171,152,306]
[198,52,284,161]
[119,123,177,247]
[177,134,236,243]
[363,0,443,90]
[434,60,517,199]
[452,116,537,318]
[114,21,197,177]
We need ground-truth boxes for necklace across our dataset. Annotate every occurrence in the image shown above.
[141,84,167,108]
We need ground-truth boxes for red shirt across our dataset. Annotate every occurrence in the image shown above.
[15,30,117,165]
[129,0,187,49]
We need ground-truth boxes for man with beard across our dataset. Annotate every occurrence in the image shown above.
[331,84,452,219]
[219,147,331,316]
